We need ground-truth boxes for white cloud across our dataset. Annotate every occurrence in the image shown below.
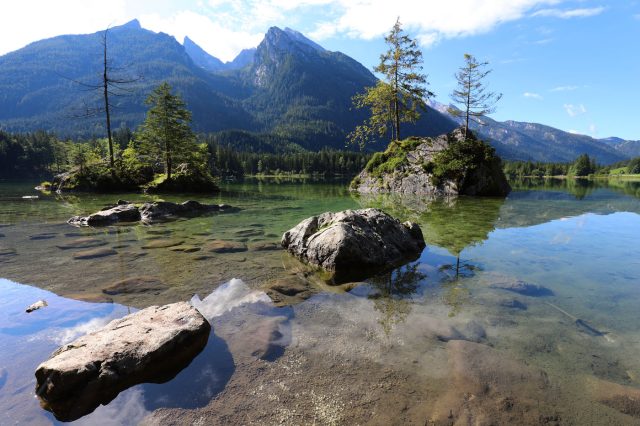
[310,0,563,42]
[550,85,579,92]
[140,11,264,62]
[564,103,587,117]
[524,92,543,100]
[532,7,605,19]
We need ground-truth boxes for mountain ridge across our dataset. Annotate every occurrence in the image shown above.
[0,20,637,163]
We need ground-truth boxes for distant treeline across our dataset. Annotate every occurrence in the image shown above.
[0,129,370,179]
[503,153,640,178]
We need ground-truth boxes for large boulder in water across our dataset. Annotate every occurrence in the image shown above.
[351,128,511,196]
[68,203,141,226]
[281,208,425,283]
[34,302,210,421]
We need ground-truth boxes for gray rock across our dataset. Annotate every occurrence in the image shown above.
[35,302,211,422]
[139,200,231,222]
[68,204,141,227]
[56,237,107,250]
[281,208,425,283]
[72,248,118,260]
[351,128,510,196]
[491,280,554,297]
[205,240,248,253]
[102,276,166,295]
[26,300,48,313]
[500,299,528,310]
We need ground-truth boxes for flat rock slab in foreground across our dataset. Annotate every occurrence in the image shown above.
[35,302,211,421]
[68,200,236,227]
[281,208,425,283]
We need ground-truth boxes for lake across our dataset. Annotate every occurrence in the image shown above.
[1,177,640,425]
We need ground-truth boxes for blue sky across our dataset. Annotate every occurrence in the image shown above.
[3,0,639,140]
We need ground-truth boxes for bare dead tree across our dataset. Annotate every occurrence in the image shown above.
[68,27,141,177]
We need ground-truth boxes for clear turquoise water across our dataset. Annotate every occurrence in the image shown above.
[1,178,640,424]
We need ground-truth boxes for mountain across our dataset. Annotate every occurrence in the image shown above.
[0,19,256,136]
[183,37,255,72]
[0,21,455,151]
[0,20,635,162]
[430,101,639,164]
[183,36,225,71]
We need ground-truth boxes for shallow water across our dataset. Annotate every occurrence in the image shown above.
[2,177,640,424]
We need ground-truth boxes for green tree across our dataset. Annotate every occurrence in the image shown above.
[349,18,431,146]
[136,82,197,180]
[449,54,502,139]
[570,153,595,177]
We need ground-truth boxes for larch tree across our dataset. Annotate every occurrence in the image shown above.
[136,82,197,181]
[449,53,502,139]
[349,18,431,147]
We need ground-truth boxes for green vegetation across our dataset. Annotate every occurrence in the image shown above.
[359,137,422,177]
[348,18,431,147]
[502,153,640,178]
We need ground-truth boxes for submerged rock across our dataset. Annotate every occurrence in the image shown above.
[72,248,117,260]
[35,302,210,422]
[499,299,528,310]
[491,280,554,297]
[102,276,166,295]
[56,237,107,250]
[205,240,248,253]
[281,208,425,283]
[141,239,184,249]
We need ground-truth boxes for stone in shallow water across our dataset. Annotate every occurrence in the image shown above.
[281,208,425,283]
[56,238,107,250]
[141,239,184,249]
[169,245,201,253]
[499,299,528,310]
[72,248,117,260]
[63,292,113,303]
[234,229,264,237]
[205,240,248,253]
[249,242,281,252]
[102,276,166,295]
[34,302,211,422]
[0,246,16,256]
[68,204,141,227]
[490,280,554,297]
[29,233,57,240]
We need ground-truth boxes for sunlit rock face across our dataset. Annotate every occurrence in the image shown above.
[281,208,425,283]
[34,302,210,422]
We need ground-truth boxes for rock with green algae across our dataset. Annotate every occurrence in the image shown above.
[351,127,510,196]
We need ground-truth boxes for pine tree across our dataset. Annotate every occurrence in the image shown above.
[136,82,197,180]
[349,18,431,147]
[449,54,502,139]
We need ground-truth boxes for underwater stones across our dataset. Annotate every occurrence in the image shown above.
[29,233,57,240]
[56,237,107,250]
[35,302,211,422]
[281,208,425,283]
[262,276,317,306]
[499,299,528,310]
[0,233,4,238]
[64,292,113,303]
[169,245,201,253]
[72,247,118,260]
[234,229,264,237]
[0,246,16,256]
[461,320,487,343]
[141,239,184,249]
[490,279,554,297]
[205,240,248,253]
[68,203,141,227]
[227,316,287,361]
[248,242,281,252]
[102,276,166,295]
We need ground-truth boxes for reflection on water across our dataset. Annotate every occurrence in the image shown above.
[1,178,640,424]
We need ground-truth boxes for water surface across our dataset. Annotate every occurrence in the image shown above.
[1,177,640,424]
